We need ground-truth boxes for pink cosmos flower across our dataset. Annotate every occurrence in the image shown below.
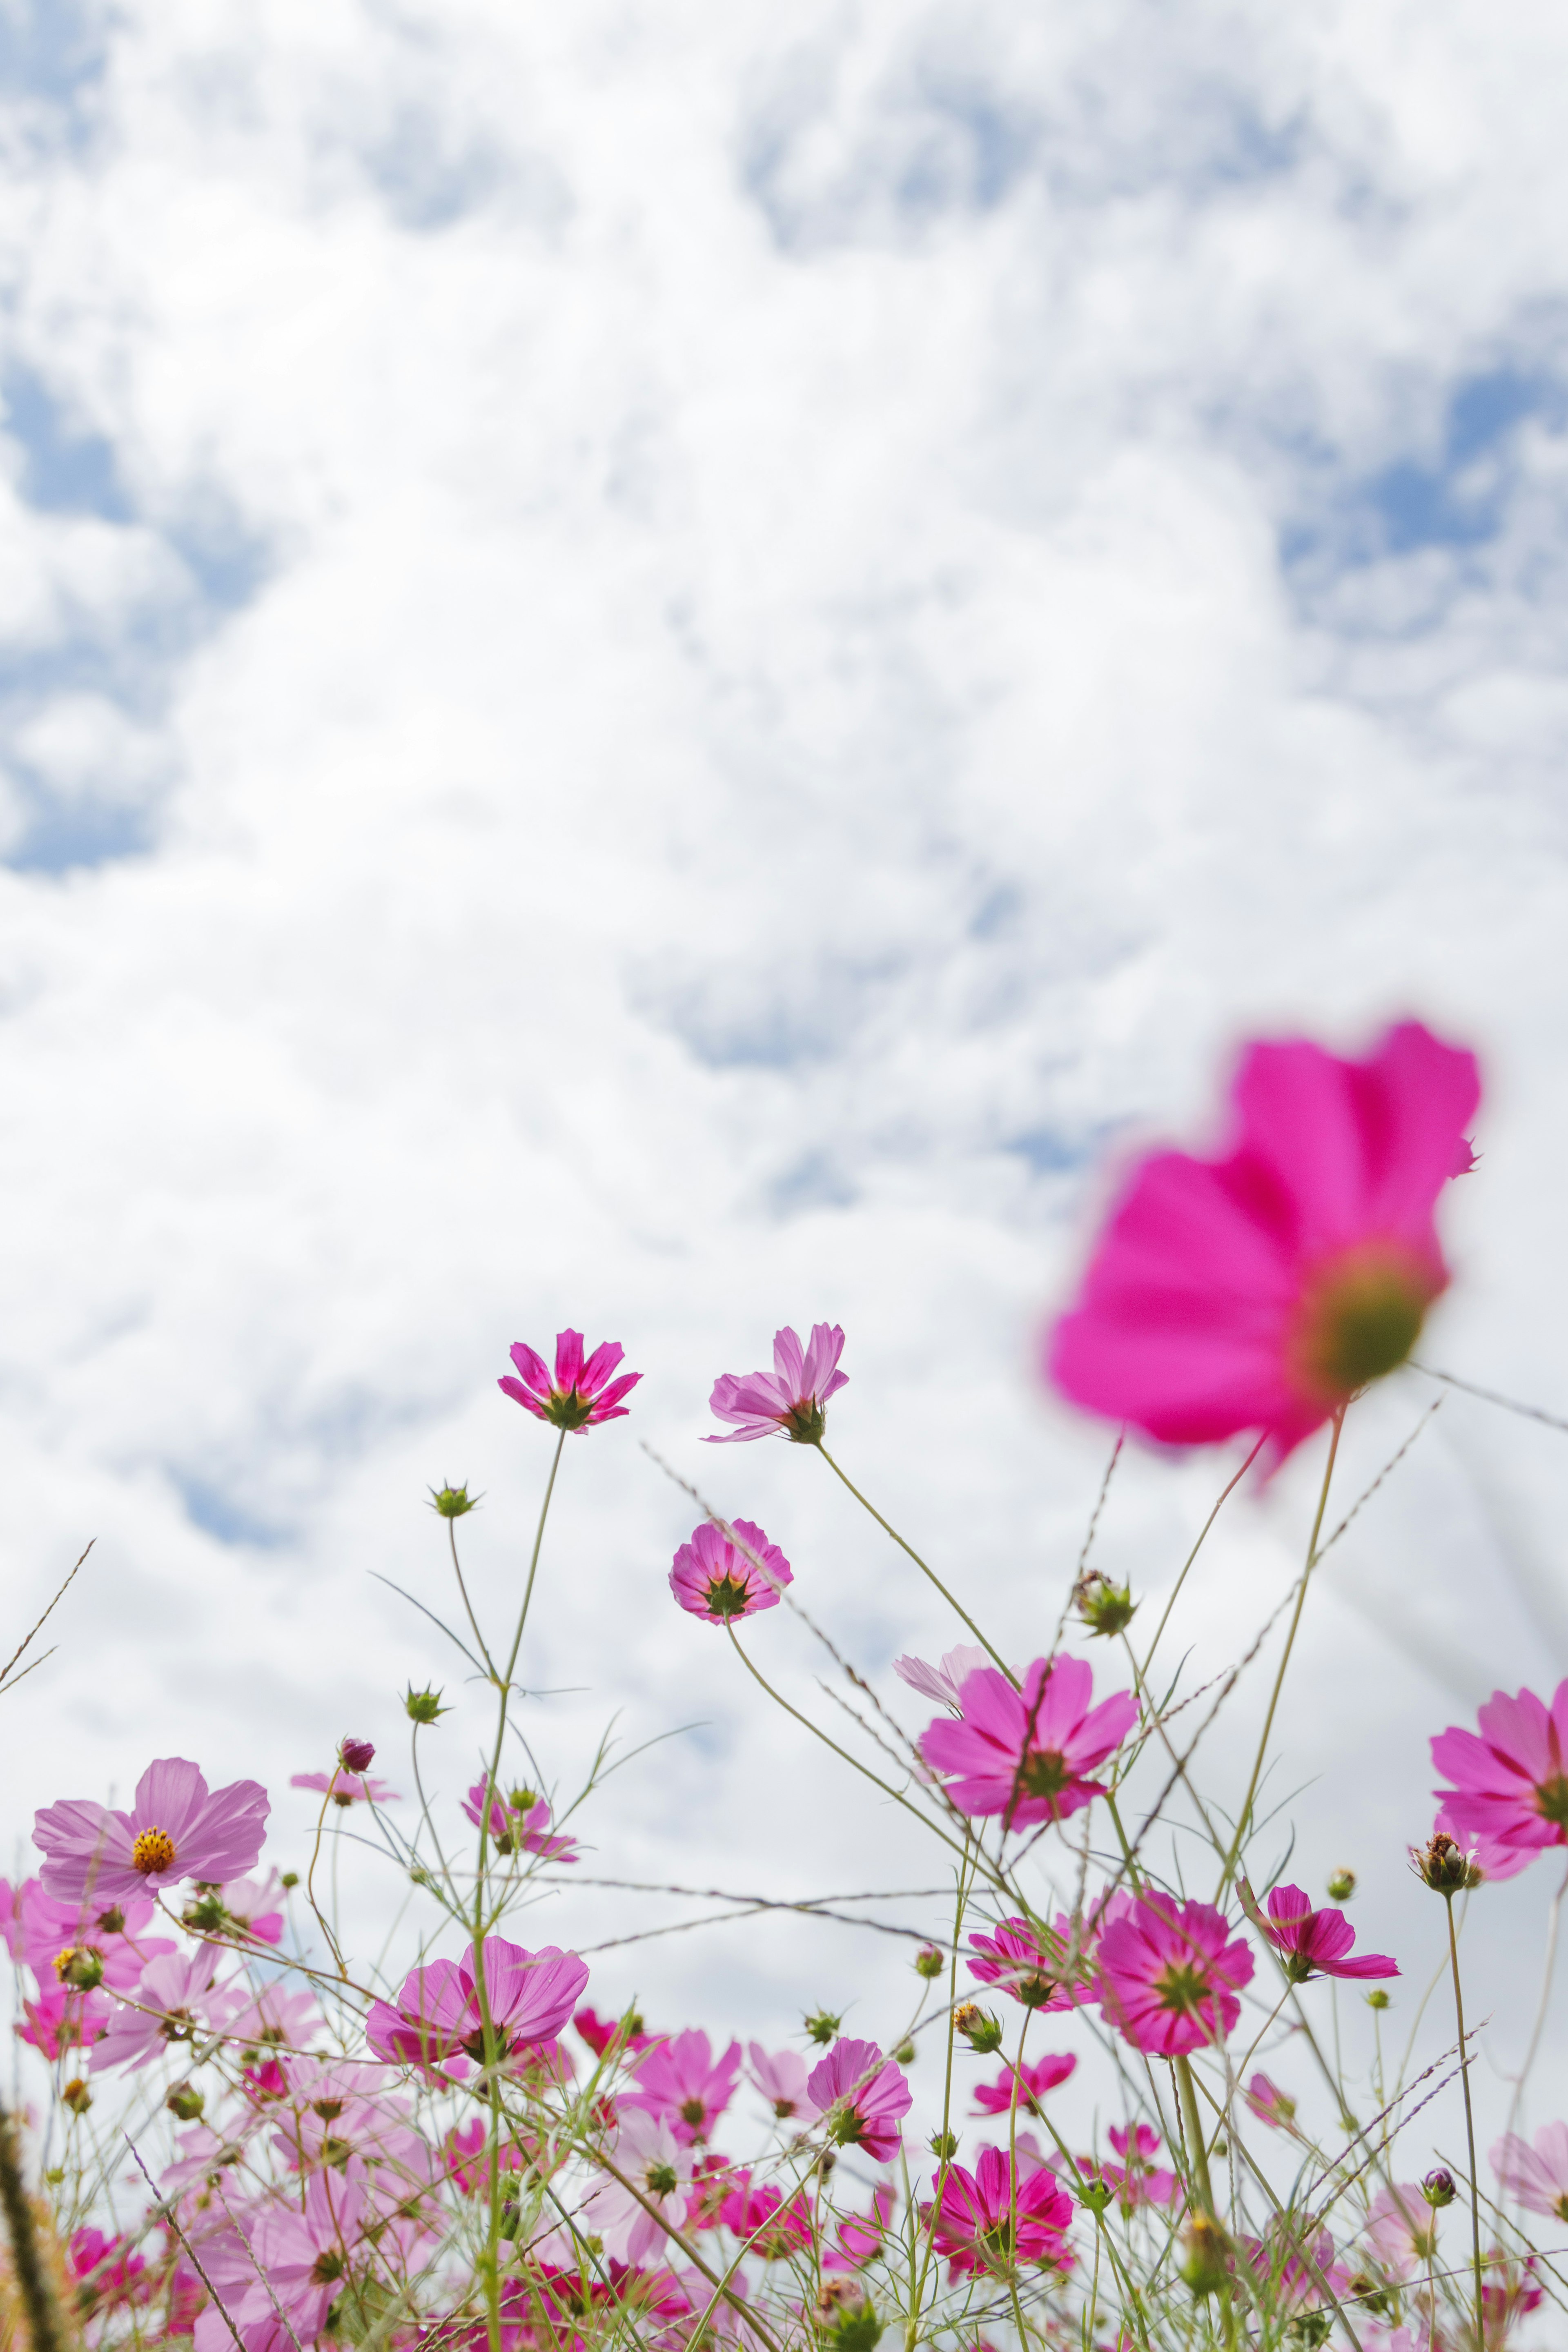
[1244,2074,1297,2130]
[1492,2122,1568,2221]
[460,1780,579,1862]
[973,2051,1077,2116]
[91,1947,234,2074]
[746,2043,819,2122]
[806,2038,912,2163]
[365,1936,588,2073]
[1254,1883,1399,1982]
[290,1770,399,1808]
[893,1646,994,1710]
[719,2173,814,2258]
[1101,2124,1179,2211]
[921,1657,1138,1830]
[226,1980,325,2052]
[196,2172,368,2352]
[927,2147,1074,2277]
[1365,2184,1439,2275]
[69,2227,148,2314]
[624,2029,742,2143]
[576,2004,653,2057]
[34,1758,270,1907]
[1048,1022,1480,1461]
[580,2109,694,2263]
[17,1984,111,2058]
[1432,1682,1568,1881]
[706,1323,849,1445]
[822,2186,895,2274]
[216,1873,286,1945]
[669,1521,793,1624]
[10,1878,175,1995]
[969,1918,1104,2012]
[499,1331,641,1432]
[1097,1893,1254,2057]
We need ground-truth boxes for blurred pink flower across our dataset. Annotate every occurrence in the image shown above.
[1255,1882,1399,1982]
[1244,2074,1297,2130]
[69,2228,148,2314]
[822,2185,895,2274]
[893,1646,993,1710]
[499,1331,640,1432]
[1102,2124,1179,2210]
[34,1760,270,1909]
[91,1948,233,2074]
[1097,1893,1254,2057]
[706,1323,848,1445]
[973,2051,1077,2116]
[1047,1022,1480,1461]
[745,2043,819,2122]
[1365,2184,1439,2275]
[217,1873,286,1945]
[927,2147,1074,2277]
[920,1657,1138,1830]
[290,1771,399,1807]
[1492,2122,1568,2220]
[575,2004,653,2058]
[8,1877,174,1994]
[969,1919,1091,2013]
[16,1984,111,2058]
[719,2172,814,2257]
[806,2037,911,2164]
[669,1521,792,1625]
[624,2029,742,2143]
[366,1936,588,2074]
[225,2172,368,2350]
[1432,1682,1568,1881]
[460,1780,579,1862]
[581,2110,694,2263]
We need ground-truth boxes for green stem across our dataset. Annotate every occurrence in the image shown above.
[1217,1408,1345,1894]
[1174,2054,1216,2217]
[1139,1434,1268,1680]
[1445,1894,1485,2346]
[816,1444,1016,1684]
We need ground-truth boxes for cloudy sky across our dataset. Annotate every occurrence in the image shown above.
[5,0,1568,2159]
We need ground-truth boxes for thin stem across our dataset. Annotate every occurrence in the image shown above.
[1444,1893,1485,2346]
[1504,1853,1568,2153]
[816,1444,1016,1684]
[1140,1437,1267,1679]
[448,1518,497,1677]
[1217,1408,1345,1894]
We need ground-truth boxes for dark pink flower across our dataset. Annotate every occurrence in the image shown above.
[1097,1893,1254,2057]
[706,1323,848,1445]
[16,1985,111,2058]
[1244,2074,1296,2130]
[1492,2123,1568,2221]
[822,2185,895,2274]
[460,1780,579,1862]
[34,1759,270,1907]
[1048,1022,1480,1461]
[1432,1682,1568,1880]
[69,2228,148,2313]
[806,2037,911,2163]
[1254,1882,1398,1982]
[575,2004,653,2058]
[719,2172,814,2258]
[339,1738,376,1773]
[669,1520,792,1624]
[365,1936,588,2073]
[927,2147,1074,2277]
[921,1657,1138,1830]
[969,1920,1091,2012]
[499,1331,640,1432]
[973,2051,1077,2116]
[290,1770,399,1807]
[1102,2124,1179,2211]
[624,2029,742,2143]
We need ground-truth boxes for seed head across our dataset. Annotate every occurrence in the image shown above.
[53,1946,104,1991]
[1074,1569,1138,1639]
[1412,1831,1479,1893]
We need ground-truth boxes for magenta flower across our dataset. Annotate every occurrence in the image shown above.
[822,2185,895,2274]
[460,1780,579,1862]
[1253,1882,1398,1982]
[69,2228,147,2315]
[1244,2074,1297,2130]
[746,2042,819,2121]
[806,2036,911,2163]
[719,2172,814,2258]
[973,2051,1077,2116]
[365,1936,588,2073]
[706,1323,848,1445]
[920,1657,1138,1830]
[1047,1022,1480,1461]
[893,1646,994,1709]
[624,2028,742,2143]
[1432,1682,1568,1880]
[669,1519,793,1624]
[290,1770,399,1808]
[1492,2123,1568,2221]
[17,1985,111,2058]
[1102,2124,1179,2211]
[927,2147,1074,2277]
[34,1759,270,1908]
[498,1330,640,1432]
[1097,1893,1254,2057]
[968,1918,1094,2012]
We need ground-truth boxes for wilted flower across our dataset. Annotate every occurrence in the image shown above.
[1410,1831,1479,1893]
[669,1519,793,1624]
[499,1330,641,1432]
[1074,1570,1137,1639]
[706,1322,848,1445]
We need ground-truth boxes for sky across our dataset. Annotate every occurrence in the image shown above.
[5,0,1568,2167]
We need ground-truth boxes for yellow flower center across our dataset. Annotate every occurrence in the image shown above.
[131,1826,177,1876]
[1288,1245,1436,1405]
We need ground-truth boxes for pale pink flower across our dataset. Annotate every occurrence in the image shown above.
[10,1877,175,1993]
[91,1947,234,2074]
[1254,1882,1398,1982]
[973,2051,1076,2116]
[460,1780,579,1862]
[624,2028,742,2143]
[1432,1682,1568,1880]
[217,1873,286,1945]
[669,1521,792,1625]
[34,1759,270,1907]
[893,1646,993,1710]
[201,2172,368,2352]
[1048,1022,1480,1461]
[927,2147,1074,2277]
[1365,2184,1439,2275]
[806,2037,911,2164]
[580,2109,694,2263]
[290,1770,399,1807]
[365,1936,588,2074]
[1102,2124,1179,2210]
[822,2185,895,2274]
[920,1657,1138,1829]
[706,1323,848,1445]
[1492,2122,1568,2221]
[1097,1893,1254,2057]
[746,2043,819,2122]
[499,1330,640,1432]
[225,1979,325,2051]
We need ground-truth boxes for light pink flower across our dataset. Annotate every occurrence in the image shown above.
[1365,2184,1439,2275]
[580,2109,694,2263]
[34,1759,270,1908]
[973,2051,1076,2116]
[806,2037,911,2164]
[921,1657,1138,1829]
[9,1877,175,1994]
[225,1980,325,2052]
[746,2043,819,2122]
[624,2029,742,2143]
[217,1873,286,1945]
[706,1323,848,1445]
[927,2147,1074,2277]
[499,1330,640,1432]
[290,1771,399,1807]
[91,1947,234,2074]
[1097,1893,1253,2057]
[1432,1682,1568,1880]
[1492,2122,1568,2221]
[365,1936,588,2073]
[822,2185,895,2274]
[1047,1022,1480,1461]
[893,1646,994,1710]
[1255,1882,1399,1982]
[460,1780,579,1862]
[669,1521,792,1625]
[200,2172,368,2352]
[1102,2124,1179,2210]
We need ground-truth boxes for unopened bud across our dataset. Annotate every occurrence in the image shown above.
[1421,2167,1457,2209]
[340,1737,376,1773]
[183,1892,227,1933]
[167,2083,205,2122]
[817,2285,883,2352]
[61,2078,92,2116]
[1180,2215,1230,2297]
[804,2009,842,2046]
[1074,1569,1137,1639]
[280,1871,300,1891]
[893,2042,915,2066]
[1365,1988,1390,2011]
[1077,2174,1114,2214]
[953,2003,1003,2054]
[1327,1868,1356,1902]
[53,1946,104,1991]
[929,2129,959,2161]
[913,1945,946,1980]
[404,1685,449,1725]
[1412,1833,1478,1894]
[430,1484,479,1519]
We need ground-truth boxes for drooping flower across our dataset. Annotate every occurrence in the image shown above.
[290,1770,399,1808]
[1047,1022,1481,1461]
[1432,1682,1568,1881]
[624,2029,742,2143]
[1252,1882,1399,1982]
[920,1658,1138,1830]
[893,1646,994,1709]
[669,1521,792,1624]
[34,1760,270,1908]
[927,2146,1074,2277]
[1244,2074,1297,2130]
[706,1323,848,1445]
[973,2051,1077,2116]
[499,1331,641,1432]
[365,1936,588,2073]
[1097,1893,1254,2057]
[1492,2123,1568,2221]
[460,1780,579,1862]
[746,2043,819,2122]
[580,2109,694,2263]
[806,2037,911,2163]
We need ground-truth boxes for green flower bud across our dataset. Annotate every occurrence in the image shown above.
[804,2009,842,2046]
[53,1946,104,1991]
[404,1685,449,1724]
[1365,1988,1390,2011]
[1074,1569,1138,1639]
[893,2042,915,2067]
[929,2130,959,2161]
[1327,1867,1357,1902]
[1179,2216,1230,2297]
[429,1484,479,1519]
[280,1871,300,1891]
[167,2083,205,2122]
[61,2079,93,2116]
[953,2003,1003,2054]
[913,1945,946,1980]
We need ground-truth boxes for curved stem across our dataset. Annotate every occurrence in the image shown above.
[1503,1852,1568,2154]
[448,1518,497,1678]
[816,1445,1016,1684]
[1140,1435,1268,1680]
[1444,1893,1485,2346]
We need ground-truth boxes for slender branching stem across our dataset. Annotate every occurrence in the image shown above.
[816,1443,1016,1683]
[1444,1891,1486,2346]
